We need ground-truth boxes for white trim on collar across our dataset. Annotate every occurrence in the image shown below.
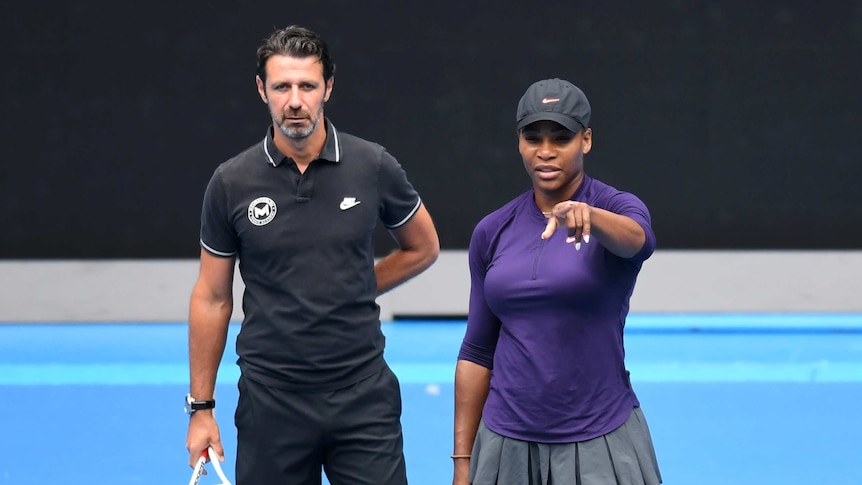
[262,135,277,167]
[261,121,340,165]
[329,120,341,162]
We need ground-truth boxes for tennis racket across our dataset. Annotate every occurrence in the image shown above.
[188,446,231,485]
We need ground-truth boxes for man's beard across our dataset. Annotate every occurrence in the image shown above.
[276,107,323,139]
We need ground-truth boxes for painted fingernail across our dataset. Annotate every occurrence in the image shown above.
[575,242,581,250]
[566,236,576,244]
[584,235,590,243]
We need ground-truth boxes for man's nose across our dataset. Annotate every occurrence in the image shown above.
[287,88,303,110]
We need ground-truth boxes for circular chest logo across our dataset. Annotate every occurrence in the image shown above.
[247,197,277,226]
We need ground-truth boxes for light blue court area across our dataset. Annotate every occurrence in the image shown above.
[1,315,861,484]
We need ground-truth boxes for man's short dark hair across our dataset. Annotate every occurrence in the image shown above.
[256,25,336,84]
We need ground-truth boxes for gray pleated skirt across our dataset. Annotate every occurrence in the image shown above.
[469,407,662,485]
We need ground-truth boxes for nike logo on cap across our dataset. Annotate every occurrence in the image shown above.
[541,97,560,104]
[339,197,361,210]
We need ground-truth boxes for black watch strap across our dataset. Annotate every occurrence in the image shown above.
[185,394,216,415]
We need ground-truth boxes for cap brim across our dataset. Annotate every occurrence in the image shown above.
[517,112,584,133]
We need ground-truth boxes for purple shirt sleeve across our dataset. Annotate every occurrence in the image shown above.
[457,216,503,369]
[603,191,656,262]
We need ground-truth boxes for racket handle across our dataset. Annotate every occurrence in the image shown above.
[187,451,207,485]
[188,446,231,485]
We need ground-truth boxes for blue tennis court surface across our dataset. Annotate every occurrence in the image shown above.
[1,314,861,484]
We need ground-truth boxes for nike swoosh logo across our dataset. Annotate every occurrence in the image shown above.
[340,199,361,210]
[541,97,560,104]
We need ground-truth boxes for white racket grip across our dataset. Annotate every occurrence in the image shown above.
[187,451,206,485]
[187,447,231,485]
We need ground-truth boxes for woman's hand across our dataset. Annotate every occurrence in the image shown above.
[541,201,591,250]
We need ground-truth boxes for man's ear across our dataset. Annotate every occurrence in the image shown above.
[324,77,334,103]
[256,75,268,103]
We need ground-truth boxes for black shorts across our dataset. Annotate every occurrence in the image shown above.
[235,364,407,485]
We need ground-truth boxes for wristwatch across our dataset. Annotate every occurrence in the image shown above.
[185,393,216,415]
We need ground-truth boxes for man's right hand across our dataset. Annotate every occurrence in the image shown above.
[186,411,225,470]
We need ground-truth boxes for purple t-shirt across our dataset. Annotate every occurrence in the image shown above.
[458,175,656,443]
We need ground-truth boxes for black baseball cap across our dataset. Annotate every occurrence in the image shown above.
[516,78,591,133]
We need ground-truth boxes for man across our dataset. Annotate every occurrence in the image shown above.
[185,25,439,485]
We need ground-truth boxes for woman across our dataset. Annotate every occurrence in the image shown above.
[452,78,661,485]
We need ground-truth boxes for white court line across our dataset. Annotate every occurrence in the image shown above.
[2,361,862,385]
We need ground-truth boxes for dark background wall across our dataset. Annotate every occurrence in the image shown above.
[2,1,860,258]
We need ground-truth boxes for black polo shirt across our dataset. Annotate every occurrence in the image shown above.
[200,119,421,390]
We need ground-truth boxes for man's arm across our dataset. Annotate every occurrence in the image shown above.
[375,202,440,295]
[186,249,235,467]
